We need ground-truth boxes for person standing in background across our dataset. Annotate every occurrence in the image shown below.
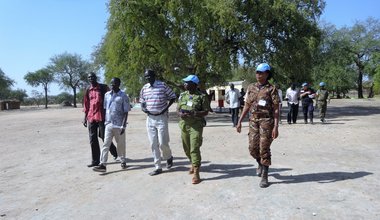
[225,83,241,127]
[300,82,315,124]
[316,82,329,123]
[285,83,300,124]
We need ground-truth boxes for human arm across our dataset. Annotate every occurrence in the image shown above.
[272,104,279,139]
[236,102,250,133]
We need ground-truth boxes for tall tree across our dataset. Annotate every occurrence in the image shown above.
[340,18,380,98]
[0,68,15,99]
[97,0,324,97]
[50,52,92,107]
[24,68,54,108]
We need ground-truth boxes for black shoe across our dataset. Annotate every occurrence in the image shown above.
[121,163,127,169]
[87,162,99,168]
[93,164,106,172]
[167,156,173,169]
[149,169,162,176]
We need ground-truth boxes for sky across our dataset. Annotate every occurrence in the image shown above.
[1,0,379,96]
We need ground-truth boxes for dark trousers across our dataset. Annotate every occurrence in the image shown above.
[287,103,299,123]
[230,107,239,127]
[88,121,117,164]
[302,103,314,122]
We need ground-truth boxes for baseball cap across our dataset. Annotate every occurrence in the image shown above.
[182,75,199,85]
[256,63,271,72]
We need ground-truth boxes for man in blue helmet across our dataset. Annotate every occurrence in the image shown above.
[316,82,329,123]
[236,63,280,188]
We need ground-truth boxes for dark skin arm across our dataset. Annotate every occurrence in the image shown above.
[120,112,128,135]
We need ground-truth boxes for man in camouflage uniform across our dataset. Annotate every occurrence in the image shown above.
[236,63,280,188]
[177,75,210,184]
[316,82,329,123]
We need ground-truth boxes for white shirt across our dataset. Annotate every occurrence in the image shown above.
[225,88,241,108]
[286,87,300,105]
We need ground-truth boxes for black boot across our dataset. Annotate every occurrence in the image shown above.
[260,166,269,188]
[256,159,263,177]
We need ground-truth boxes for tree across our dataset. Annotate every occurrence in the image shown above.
[340,18,380,98]
[24,68,54,108]
[50,52,92,107]
[0,68,15,99]
[97,0,324,96]
[312,23,357,98]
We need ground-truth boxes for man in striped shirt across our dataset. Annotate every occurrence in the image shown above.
[139,69,177,176]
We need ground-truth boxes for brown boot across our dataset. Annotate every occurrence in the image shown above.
[256,159,263,177]
[189,165,194,174]
[259,166,269,188]
[192,166,201,184]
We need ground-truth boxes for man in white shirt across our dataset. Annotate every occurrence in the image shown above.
[225,83,241,127]
[285,83,300,124]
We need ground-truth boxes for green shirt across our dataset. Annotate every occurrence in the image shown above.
[177,90,210,123]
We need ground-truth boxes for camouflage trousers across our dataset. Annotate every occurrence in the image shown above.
[318,101,327,119]
[248,118,274,166]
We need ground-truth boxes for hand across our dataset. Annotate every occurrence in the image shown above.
[236,123,242,133]
[272,126,279,139]
[179,112,190,119]
[120,128,125,135]
[82,120,87,127]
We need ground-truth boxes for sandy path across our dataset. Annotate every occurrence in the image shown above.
[0,99,379,219]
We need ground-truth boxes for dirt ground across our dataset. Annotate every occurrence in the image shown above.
[0,98,379,220]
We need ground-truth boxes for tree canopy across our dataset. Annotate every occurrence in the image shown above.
[98,0,324,97]
[24,68,54,108]
[49,52,92,107]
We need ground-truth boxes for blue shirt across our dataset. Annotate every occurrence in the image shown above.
[104,90,131,127]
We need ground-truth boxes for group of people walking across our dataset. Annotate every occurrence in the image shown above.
[82,69,210,185]
[83,63,329,188]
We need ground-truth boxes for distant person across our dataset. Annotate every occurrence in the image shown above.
[239,88,246,112]
[139,69,176,176]
[300,82,315,124]
[285,83,300,124]
[316,82,329,123]
[225,83,241,127]
[275,84,283,124]
[93,77,130,172]
[83,72,118,168]
[177,74,210,184]
[236,63,280,188]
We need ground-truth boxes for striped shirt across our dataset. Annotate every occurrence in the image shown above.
[139,80,176,114]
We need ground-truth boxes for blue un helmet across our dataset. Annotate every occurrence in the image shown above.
[256,63,272,80]
[319,82,326,87]
[302,82,308,87]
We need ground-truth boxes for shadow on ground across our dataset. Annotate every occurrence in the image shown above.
[271,171,373,184]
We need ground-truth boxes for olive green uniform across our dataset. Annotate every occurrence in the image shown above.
[177,91,210,167]
[316,89,329,120]
[245,83,280,166]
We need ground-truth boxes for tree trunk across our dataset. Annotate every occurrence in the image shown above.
[73,87,77,108]
[357,69,363,99]
[44,86,48,109]
[368,83,374,98]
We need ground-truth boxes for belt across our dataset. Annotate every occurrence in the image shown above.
[250,112,271,119]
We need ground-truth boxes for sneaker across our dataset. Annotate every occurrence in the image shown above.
[149,168,162,176]
[93,164,106,172]
[114,156,121,162]
[166,156,174,169]
[121,163,127,169]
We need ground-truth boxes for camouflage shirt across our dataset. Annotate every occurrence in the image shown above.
[245,82,280,117]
